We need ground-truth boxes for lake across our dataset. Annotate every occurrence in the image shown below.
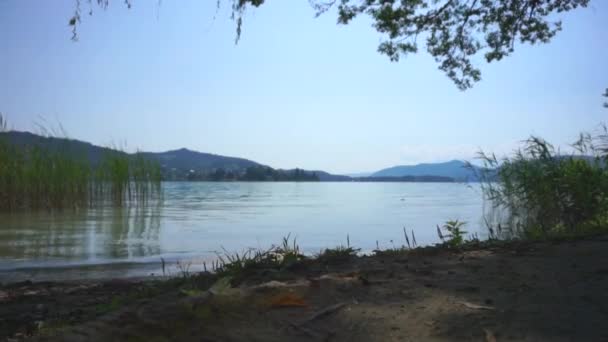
[0,182,485,281]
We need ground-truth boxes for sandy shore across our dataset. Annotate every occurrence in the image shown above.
[2,236,608,341]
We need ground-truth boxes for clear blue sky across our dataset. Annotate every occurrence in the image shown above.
[1,1,607,174]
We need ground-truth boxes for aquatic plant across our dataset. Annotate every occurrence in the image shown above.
[0,114,161,211]
[472,129,608,239]
[402,227,418,249]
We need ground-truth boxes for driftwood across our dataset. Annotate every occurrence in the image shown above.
[459,301,494,310]
[299,302,349,325]
[287,320,324,339]
[287,302,349,340]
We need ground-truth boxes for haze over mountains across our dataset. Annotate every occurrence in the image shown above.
[1,131,478,182]
[372,160,480,182]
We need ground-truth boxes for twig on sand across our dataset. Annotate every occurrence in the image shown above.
[459,301,494,310]
[288,303,349,340]
[299,302,349,325]
[287,320,324,339]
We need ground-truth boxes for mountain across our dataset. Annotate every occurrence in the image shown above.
[371,160,480,182]
[139,148,265,180]
[0,131,485,182]
[141,148,262,172]
[355,175,455,182]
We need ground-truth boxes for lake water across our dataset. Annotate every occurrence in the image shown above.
[0,182,485,281]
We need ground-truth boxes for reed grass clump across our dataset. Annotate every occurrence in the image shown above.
[316,235,360,264]
[474,129,608,239]
[0,115,161,211]
[213,234,306,280]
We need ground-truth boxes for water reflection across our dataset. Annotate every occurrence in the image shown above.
[0,201,162,268]
[1,182,485,277]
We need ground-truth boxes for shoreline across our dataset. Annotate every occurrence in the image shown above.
[2,235,608,341]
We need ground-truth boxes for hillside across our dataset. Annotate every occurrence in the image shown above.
[139,148,265,180]
[141,148,262,172]
[371,160,479,182]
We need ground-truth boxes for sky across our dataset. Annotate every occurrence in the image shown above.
[0,1,607,174]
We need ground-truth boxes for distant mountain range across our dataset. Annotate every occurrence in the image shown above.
[0,131,349,181]
[1,131,484,182]
[371,160,480,182]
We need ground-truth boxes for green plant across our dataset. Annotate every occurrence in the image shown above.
[276,233,304,268]
[373,246,409,257]
[316,234,360,264]
[438,220,468,247]
[403,227,417,249]
[0,115,161,211]
[473,132,608,239]
[316,245,359,264]
[214,234,307,278]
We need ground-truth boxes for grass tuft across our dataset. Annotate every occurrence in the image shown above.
[213,234,307,281]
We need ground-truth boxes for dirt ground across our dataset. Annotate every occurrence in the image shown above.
[2,236,608,341]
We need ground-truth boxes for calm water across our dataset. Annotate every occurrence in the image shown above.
[0,182,484,280]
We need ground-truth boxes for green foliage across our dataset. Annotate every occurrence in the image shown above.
[475,132,608,239]
[316,235,360,263]
[235,0,588,90]
[214,234,306,278]
[438,220,468,247]
[68,1,587,90]
[277,233,304,268]
[178,166,320,182]
[316,245,359,264]
[372,246,409,257]
[241,166,320,181]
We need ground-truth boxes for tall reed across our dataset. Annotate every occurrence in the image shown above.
[0,114,161,211]
[473,129,608,239]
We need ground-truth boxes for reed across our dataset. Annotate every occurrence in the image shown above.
[0,114,161,211]
[473,129,608,239]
